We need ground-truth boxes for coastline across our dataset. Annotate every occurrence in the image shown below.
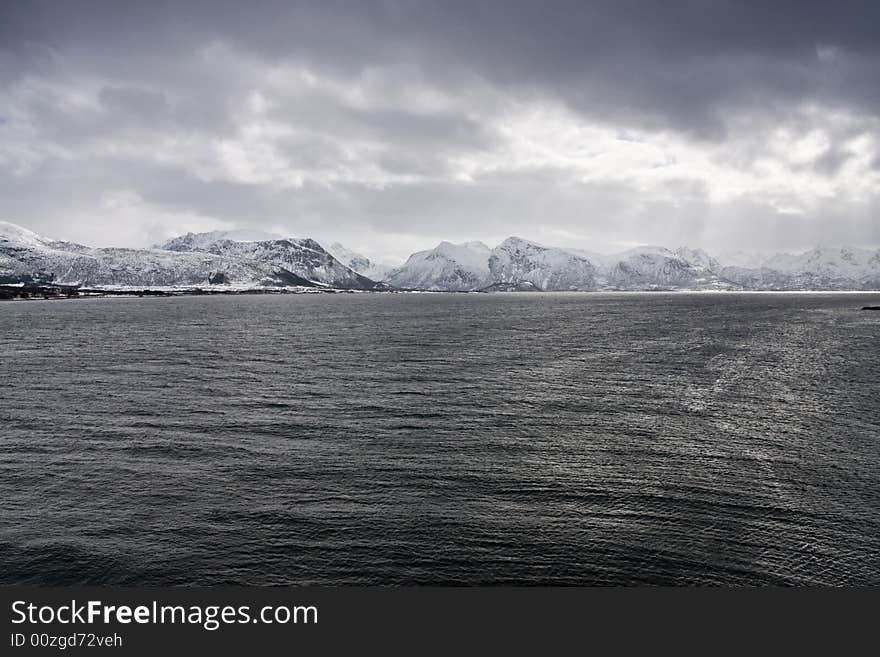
[4,282,880,302]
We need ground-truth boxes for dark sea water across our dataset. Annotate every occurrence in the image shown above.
[1,292,878,586]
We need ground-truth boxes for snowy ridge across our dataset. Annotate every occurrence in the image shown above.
[715,247,880,291]
[155,229,284,252]
[597,246,734,290]
[2,221,878,292]
[0,221,382,290]
[387,241,492,291]
[160,233,379,289]
[384,236,880,291]
[489,237,597,290]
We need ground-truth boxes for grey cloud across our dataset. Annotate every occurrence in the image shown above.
[376,152,453,178]
[0,0,878,255]
[2,146,876,258]
[98,86,170,122]
[9,0,880,134]
[272,134,349,172]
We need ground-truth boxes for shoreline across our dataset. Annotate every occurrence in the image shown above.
[3,283,880,302]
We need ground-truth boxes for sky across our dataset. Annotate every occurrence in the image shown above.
[1,0,879,263]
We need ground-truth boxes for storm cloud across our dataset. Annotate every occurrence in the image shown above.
[1,0,879,260]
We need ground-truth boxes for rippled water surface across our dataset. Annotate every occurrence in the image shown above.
[1,292,878,585]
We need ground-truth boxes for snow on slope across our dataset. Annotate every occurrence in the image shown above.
[328,242,393,282]
[489,237,597,290]
[387,241,492,291]
[0,222,380,289]
[390,239,728,292]
[159,233,381,289]
[674,247,721,272]
[383,235,880,292]
[0,221,55,250]
[0,222,272,287]
[716,246,880,291]
[764,247,878,278]
[396,236,880,291]
[3,220,878,292]
[599,246,734,290]
[155,228,284,251]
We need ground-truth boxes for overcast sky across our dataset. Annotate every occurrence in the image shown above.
[2,0,879,261]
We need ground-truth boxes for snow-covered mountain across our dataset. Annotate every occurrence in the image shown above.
[3,220,878,292]
[596,246,734,290]
[383,237,880,291]
[154,228,284,251]
[489,237,597,290]
[674,247,721,272]
[388,239,728,291]
[328,242,393,282]
[0,222,264,287]
[159,232,379,289]
[0,222,382,289]
[387,241,492,291]
[716,246,880,291]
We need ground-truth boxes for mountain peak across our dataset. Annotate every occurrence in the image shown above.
[2,220,878,292]
[387,240,492,291]
[156,228,285,251]
[0,220,52,248]
[434,240,491,255]
[497,235,544,250]
[489,237,596,290]
[1,223,383,290]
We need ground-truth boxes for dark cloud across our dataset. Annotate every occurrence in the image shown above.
[0,0,878,256]
[98,86,170,121]
[7,0,880,134]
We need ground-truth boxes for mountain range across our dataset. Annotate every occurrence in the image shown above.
[2,221,879,292]
[0,222,383,290]
[378,237,880,291]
